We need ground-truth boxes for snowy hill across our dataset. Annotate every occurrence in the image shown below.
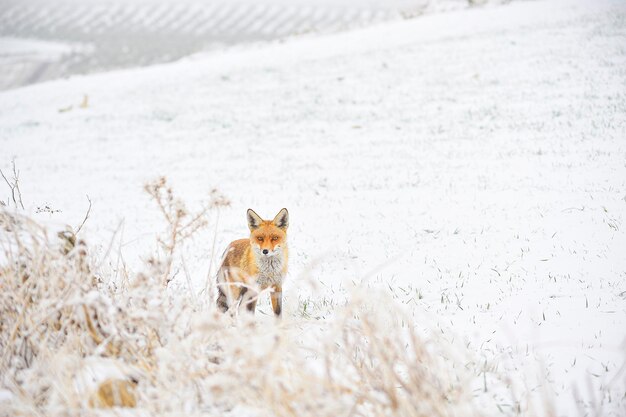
[0,0,485,90]
[1,0,625,415]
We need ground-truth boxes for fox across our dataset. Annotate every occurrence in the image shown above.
[216,208,289,317]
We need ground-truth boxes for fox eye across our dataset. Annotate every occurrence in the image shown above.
[271,236,278,242]
[257,236,264,242]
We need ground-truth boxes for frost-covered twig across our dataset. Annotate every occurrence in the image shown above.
[144,177,216,286]
[0,159,25,210]
[74,195,92,235]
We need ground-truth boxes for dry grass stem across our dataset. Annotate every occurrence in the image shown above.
[1,179,519,417]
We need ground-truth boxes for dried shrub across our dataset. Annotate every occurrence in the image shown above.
[0,180,482,417]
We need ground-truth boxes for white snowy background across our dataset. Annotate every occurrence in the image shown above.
[1,0,625,415]
[0,0,479,90]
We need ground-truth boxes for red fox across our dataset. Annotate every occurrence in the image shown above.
[216,208,289,316]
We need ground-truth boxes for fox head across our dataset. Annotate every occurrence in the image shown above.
[247,208,289,257]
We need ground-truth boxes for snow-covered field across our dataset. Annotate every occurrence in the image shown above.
[0,0,479,90]
[1,0,625,415]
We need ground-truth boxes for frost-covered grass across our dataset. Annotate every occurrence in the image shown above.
[1,0,625,415]
[1,181,487,417]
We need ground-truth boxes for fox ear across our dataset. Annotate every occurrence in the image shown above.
[247,209,263,231]
[272,208,289,230]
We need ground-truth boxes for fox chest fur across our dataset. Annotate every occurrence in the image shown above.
[253,251,286,287]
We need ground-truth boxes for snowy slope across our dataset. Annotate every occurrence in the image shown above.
[1,0,625,415]
[0,0,484,90]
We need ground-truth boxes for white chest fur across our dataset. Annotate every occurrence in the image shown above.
[255,255,285,288]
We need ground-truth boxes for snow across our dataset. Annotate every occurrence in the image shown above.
[1,0,625,415]
[0,0,474,90]
[0,37,84,57]
[0,37,93,89]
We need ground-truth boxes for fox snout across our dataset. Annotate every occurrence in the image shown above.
[256,245,281,257]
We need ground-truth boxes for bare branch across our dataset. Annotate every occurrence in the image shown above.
[11,160,24,210]
[0,159,25,210]
[75,195,92,235]
[145,177,216,286]
[0,168,16,208]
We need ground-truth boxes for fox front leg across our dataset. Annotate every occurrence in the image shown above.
[238,287,258,314]
[270,286,282,317]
